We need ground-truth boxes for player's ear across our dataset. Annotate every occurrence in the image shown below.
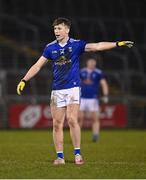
[66,26,70,34]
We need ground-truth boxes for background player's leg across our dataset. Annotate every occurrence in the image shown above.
[51,105,66,159]
[91,111,100,142]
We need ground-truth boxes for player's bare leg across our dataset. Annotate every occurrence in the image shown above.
[66,104,84,164]
[66,104,80,148]
[78,110,85,128]
[51,104,66,165]
[91,111,100,142]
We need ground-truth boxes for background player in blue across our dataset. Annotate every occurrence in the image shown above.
[16,17,134,165]
[79,57,109,142]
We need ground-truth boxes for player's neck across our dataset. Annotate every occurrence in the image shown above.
[58,36,69,45]
[87,67,95,71]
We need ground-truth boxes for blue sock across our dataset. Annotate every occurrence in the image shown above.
[74,148,81,156]
[57,151,64,159]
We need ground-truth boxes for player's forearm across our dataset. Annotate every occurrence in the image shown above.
[101,80,109,96]
[95,42,116,51]
[85,42,116,52]
[101,83,109,104]
[102,85,109,96]
[23,64,41,81]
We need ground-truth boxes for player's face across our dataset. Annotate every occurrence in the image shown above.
[54,23,70,42]
[86,59,97,69]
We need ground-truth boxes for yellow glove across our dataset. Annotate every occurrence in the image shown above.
[116,41,134,48]
[17,79,26,95]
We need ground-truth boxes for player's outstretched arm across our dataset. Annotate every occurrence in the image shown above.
[85,41,134,52]
[17,56,48,95]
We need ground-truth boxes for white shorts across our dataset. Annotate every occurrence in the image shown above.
[51,87,80,107]
[80,98,99,112]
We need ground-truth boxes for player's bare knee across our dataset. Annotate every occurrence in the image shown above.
[67,117,78,128]
[53,119,63,131]
[53,124,63,132]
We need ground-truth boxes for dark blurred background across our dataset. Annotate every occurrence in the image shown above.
[0,0,146,129]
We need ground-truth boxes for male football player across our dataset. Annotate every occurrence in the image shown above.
[79,57,109,142]
[17,17,134,165]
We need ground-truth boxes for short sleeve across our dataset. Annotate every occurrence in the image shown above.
[78,40,87,53]
[100,72,106,80]
[42,45,51,59]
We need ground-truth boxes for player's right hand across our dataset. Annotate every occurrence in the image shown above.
[101,96,109,104]
[17,79,26,95]
[116,41,134,48]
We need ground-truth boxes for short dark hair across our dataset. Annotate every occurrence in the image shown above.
[52,17,71,28]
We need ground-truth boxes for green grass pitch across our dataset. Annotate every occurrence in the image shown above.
[0,129,146,179]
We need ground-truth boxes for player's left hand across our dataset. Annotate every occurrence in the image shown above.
[17,79,26,95]
[101,96,109,104]
[116,41,134,48]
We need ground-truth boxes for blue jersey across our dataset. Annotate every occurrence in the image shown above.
[80,68,105,99]
[42,38,86,90]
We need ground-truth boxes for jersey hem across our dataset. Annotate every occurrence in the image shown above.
[52,85,80,91]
